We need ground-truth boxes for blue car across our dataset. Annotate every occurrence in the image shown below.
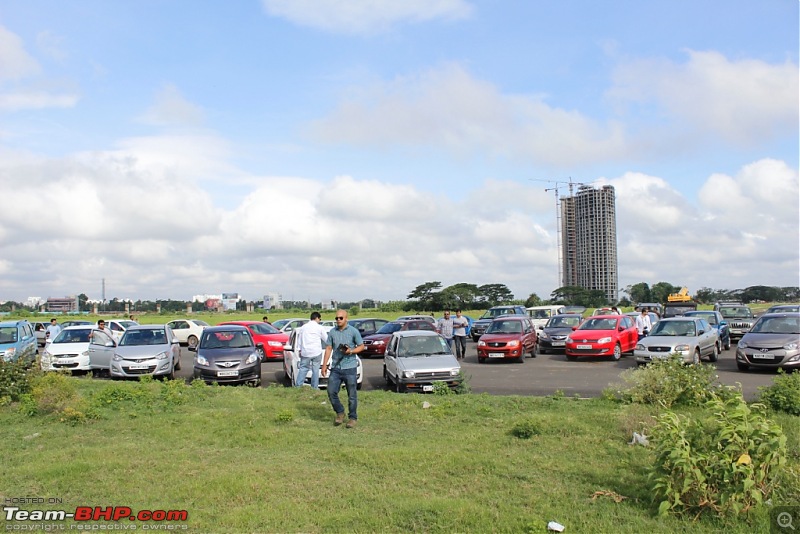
[684,311,731,350]
[0,320,38,365]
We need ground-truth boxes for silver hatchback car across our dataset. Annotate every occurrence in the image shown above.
[634,317,720,365]
[383,330,461,393]
[110,325,182,379]
[736,313,800,372]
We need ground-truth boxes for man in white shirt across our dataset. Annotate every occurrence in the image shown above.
[45,318,62,342]
[295,311,328,388]
[634,308,652,341]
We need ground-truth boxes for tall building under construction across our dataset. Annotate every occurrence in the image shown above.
[560,185,618,303]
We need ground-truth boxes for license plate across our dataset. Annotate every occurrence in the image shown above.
[488,352,505,358]
[422,385,434,392]
[56,358,71,364]
[577,344,592,350]
[129,365,149,370]
[217,370,238,377]
[751,353,773,360]
[552,341,565,347]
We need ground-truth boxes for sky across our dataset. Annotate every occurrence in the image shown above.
[0,0,798,305]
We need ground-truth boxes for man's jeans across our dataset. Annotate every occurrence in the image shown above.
[453,335,467,358]
[327,366,358,420]
[295,355,322,388]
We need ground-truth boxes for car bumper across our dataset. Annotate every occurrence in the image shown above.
[565,343,616,357]
[539,339,566,351]
[194,364,261,384]
[362,346,387,358]
[396,377,462,392]
[736,348,800,369]
[41,354,91,372]
[111,358,173,377]
[262,348,284,360]
[634,349,692,364]
[477,347,526,359]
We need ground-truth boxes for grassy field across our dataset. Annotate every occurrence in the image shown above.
[1,377,797,533]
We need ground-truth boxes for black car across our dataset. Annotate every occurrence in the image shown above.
[190,325,262,386]
[537,314,583,354]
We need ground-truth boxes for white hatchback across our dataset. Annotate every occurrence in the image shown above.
[281,329,362,389]
[41,326,116,375]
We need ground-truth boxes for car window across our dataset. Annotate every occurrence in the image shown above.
[752,317,800,334]
[202,330,253,349]
[488,320,523,334]
[91,330,113,346]
[377,322,404,334]
[170,321,188,330]
[581,318,617,330]
[0,327,17,343]
[397,336,448,356]
[249,323,280,335]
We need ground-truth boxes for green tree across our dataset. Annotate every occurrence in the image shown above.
[407,282,442,311]
[624,283,651,304]
[524,293,542,307]
[651,282,679,303]
[478,284,514,305]
[440,283,480,310]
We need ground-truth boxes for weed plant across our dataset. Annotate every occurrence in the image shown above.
[758,369,800,416]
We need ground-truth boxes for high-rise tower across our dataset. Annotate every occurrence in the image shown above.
[560,185,618,303]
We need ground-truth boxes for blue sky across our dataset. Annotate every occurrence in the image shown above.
[0,0,797,305]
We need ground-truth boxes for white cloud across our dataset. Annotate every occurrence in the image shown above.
[138,84,205,127]
[262,0,472,34]
[0,91,78,111]
[0,25,40,82]
[36,30,68,62]
[310,64,628,167]
[608,50,799,146]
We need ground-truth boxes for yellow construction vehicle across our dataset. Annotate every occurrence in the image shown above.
[667,287,693,302]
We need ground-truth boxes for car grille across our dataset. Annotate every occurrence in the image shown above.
[412,371,453,380]
[485,341,508,348]
[642,346,673,353]
[53,362,80,368]
[550,335,568,341]
[729,322,753,329]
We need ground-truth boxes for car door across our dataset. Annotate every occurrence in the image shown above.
[384,335,399,381]
[521,320,535,352]
[21,323,37,361]
[697,319,715,357]
[620,317,636,352]
[168,321,189,343]
[88,329,116,370]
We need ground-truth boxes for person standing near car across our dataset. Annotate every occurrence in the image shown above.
[437,310,455,351]
[635,308,652,341]
[295,311,328,389]
[45,318,61,342]
[321,310,364,429]
[452,310,468,359]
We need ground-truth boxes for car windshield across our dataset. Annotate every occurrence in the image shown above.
[718,307,752,318]
[271,319,289,329]
[119,320,138,329]
[120,329,167,346]
[650,321,697,337]
[376,322,404,334]
[248,323,280,335]
[547,316,581,328]
[479,308,517,320]
[687,312,717,325]
[0,327,18,343]
[53,328,92,343]
[397,336,451,357]
[768,305,799,313]
[192,320,210,327]
[201,330,253,349]
[750,317,800,334]
[578,318,618,331]
[487,320,523,334]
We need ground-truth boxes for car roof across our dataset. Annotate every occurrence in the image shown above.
[491,316,527,321]
[125,324,166,331]
[204,324,249,332]
[393,330,440,338]
[0,320,28,327]
[658,317,701,322]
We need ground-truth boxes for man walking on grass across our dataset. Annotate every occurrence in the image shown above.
[321,310,365,429]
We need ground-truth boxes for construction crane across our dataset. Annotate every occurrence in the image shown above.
[530,177,588,287]
[667,287,693,302]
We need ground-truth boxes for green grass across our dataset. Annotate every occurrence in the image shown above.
[1,378,797,532]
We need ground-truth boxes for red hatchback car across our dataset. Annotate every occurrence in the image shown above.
[565,315,637,361]
[362,320,436,358]
[477,317,537,363]
[218,321,288,361]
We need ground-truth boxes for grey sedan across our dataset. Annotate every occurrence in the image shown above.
[736,312,800,372]
[110,325,182,379]
[634,317,720,365]
[383,330,461,393]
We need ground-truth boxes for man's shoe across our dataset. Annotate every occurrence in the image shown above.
[334,413,345,426]
[346,419,357,429]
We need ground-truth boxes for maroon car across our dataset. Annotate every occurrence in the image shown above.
[362,320,436,358]
[477,317,538,363]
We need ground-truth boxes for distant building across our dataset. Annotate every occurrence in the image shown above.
[560,185,618,303]
[262,292,283,310]
[46,296,79,313]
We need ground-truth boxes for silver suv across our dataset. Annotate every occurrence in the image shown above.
[716,304,755,341]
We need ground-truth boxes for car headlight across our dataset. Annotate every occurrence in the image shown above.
[507,340,520,347]
[245,352,259,365]
[4,347,15,357]
[539,332,549,340]
[675,345,690,352]
[478,340,486,347]
[156,351,168,360]
[112,354,123,361]
[738,340,748,349]
[195,355,210,366]
[635,344,644,350]
[449,369,460,376]
[598,337,612,344]
[403,370,415,378]
[373,340,385,346]
[81,350,89,358]
[784,342,798,350]
[566,337,573,343]
[268,341,283,347]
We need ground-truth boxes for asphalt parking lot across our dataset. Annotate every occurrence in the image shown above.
[173,340,778,401]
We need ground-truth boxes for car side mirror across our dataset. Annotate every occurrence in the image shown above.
[105,341,115,347]
[572,326,577,331]
[387,350,395,357]
[619,326,625,332]
[720,321,727,326]
[172,338,180,344]
[283,343,292,351]
[698,329,705,335]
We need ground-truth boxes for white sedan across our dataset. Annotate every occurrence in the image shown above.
[40,326,116,375]
[282,330,362,389]
[165,319,209,349]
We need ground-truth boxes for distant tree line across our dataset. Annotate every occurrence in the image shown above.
[1,282,797,315]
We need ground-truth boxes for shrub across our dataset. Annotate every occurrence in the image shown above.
[649,394,787,518]
[510,418,542,439]
[454,371,471,395]
[29,372,80,414]
[432,381,453,396]
[617,355,738,408]
[758,370,800,416]
[0,358,39,403]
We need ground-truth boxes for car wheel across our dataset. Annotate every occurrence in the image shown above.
[383,366,392,386]
[566,354,578,362]
[395,378,405,393]
[478,356,486,364]
[530,345,537,358]
[724,339,731,351]
[187,335,199,349]
[472,336,479,343]
[611,344,621,361]
[174,356,181,371]
[517,354,525,363]
[283,370,292,387]
[257,347,266,361]
[691,349,700,365]
[356,382,362,390]
[165,367,175,380]
[708,343,720,362]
